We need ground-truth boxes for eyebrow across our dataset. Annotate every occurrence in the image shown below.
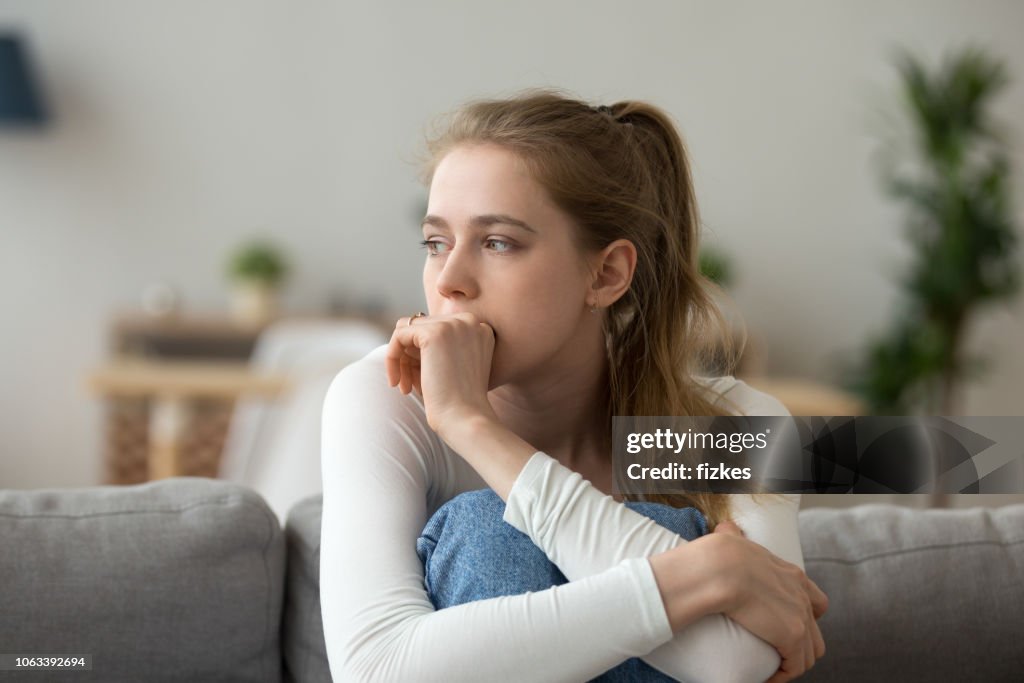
[421,213,538,234]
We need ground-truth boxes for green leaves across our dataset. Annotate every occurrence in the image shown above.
[699,245,734,288]
[850,46,1019,414]
[228,241,289,285]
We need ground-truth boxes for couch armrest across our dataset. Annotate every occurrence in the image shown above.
[283,495,329,683]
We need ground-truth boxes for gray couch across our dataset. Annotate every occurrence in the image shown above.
[2,478,1022,682]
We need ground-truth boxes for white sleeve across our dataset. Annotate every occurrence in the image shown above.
[502,384,800,683]
[320,350,677,682]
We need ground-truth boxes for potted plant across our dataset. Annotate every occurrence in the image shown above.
[849,46,1019,415]
[227,241,289,325]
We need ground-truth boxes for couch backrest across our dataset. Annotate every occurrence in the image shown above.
[0,478,285,683]
[290,497,1024,683]
[6,478,1022,683]
[283,496,331,683]
[798,503,1024,682]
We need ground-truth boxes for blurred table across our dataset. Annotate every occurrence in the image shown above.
[88,360,289,480]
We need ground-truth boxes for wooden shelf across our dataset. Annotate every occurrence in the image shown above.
[88,358,290,481]
[89,359,288,399]
[741,376,866,416]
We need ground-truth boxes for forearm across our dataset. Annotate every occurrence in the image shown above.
[437,411,536,500]
[503,452,795,681]
[323,361,676,682]
[505,452,804,575]
[323,542,675,682]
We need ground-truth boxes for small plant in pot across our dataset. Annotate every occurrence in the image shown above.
[228,241,289,325]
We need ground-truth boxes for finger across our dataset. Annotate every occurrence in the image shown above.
[772,630,808,683]
[387,323,425,394]
[802,611,819,670]
[807,578,829,618]
[764,635,798,683]
[403,354,420,395]
[385,331,407,387]
[785,645,810,681]
[811,614,826,658]
[765,661,795,683]
[400,354,412,394]
[712,520,743,536]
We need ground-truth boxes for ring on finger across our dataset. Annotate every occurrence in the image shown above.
[406,312,427,327]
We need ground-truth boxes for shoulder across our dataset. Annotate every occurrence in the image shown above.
[323,344,430,428]
[328,343,391,385]
[693,375,791,417]
[321,345,484,508]
[326,344,400,398]
[696,376,802,524]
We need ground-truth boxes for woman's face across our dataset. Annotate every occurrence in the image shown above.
[422,143,599,388]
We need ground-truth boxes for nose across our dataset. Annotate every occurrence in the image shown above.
[433,243,480,301]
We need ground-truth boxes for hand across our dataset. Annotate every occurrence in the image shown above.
[711,520,828,683]
[385,312,498,439]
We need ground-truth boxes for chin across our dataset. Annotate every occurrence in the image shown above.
[487,342,526,390]
[487,351,509,390]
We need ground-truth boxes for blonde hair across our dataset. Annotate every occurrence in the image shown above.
[421,89,771,528]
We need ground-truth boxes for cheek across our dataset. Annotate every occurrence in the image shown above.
[423,264,441,311]
[491,271,587,349]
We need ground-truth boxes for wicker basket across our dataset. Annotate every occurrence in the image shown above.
[104,397,235,484]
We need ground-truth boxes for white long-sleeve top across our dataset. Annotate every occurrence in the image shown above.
[321,345,802,683]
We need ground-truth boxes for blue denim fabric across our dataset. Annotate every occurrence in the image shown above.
[416,488,708,682]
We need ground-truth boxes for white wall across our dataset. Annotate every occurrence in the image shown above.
[2,1,1023,493]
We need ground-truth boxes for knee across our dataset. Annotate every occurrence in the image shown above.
[624,502,708,540]
[423,489,507,543]
[418,488,520,565]
[417,488,565,608]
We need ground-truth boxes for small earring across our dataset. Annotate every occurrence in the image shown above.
[588,302,599,313]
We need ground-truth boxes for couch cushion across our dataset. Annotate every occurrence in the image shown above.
[0,477,284,683]
[798,503,1024,683]
[283,495,330,683]
[283,497,1024,683]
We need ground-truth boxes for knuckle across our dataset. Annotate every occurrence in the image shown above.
[786,617,806,643]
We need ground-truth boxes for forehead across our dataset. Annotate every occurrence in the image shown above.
[428,144,565,226]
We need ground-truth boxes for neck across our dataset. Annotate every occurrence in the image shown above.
[488,335,610,471]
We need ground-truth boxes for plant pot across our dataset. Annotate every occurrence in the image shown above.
[230,281,279,326]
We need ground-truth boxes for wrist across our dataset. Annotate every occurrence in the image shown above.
[436,407,499,446]
[436,411,535,501]
[648,540,728,633]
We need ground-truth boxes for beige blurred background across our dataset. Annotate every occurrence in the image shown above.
[1,1,1022,510]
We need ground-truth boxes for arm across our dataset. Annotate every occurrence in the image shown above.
[321,351,705,682]
[381,316,817,681]
[505,452,799,682]
[501,389,801,682]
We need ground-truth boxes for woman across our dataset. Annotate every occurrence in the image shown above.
[321,90,828,682]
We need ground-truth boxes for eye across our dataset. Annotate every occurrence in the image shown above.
[419,239,450,256]
[484,238,513,253]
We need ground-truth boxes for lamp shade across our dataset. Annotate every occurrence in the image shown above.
[0,33,46,123]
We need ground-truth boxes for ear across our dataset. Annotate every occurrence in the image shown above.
[587,239,637,308]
